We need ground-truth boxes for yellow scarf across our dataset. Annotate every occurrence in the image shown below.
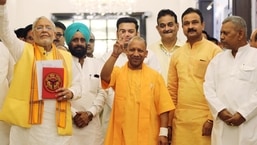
[30,44,72,135]
[0,43,72,135]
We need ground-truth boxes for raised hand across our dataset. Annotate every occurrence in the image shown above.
[113,41,123,55]
[0,0,6,5]
[111,37,124,58]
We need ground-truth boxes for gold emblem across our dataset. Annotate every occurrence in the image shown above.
[43,72,63,92]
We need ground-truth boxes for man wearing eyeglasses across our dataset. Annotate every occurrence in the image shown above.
[0,1,81,145]
[54,21,67,50]
[23,24,34,44]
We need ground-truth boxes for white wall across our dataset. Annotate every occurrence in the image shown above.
[139,0,198,43]
[6,0,198,44]
[252,0,257,30]
[213,0,230,40]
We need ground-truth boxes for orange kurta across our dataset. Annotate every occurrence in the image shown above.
[167,38,222,145]
[102,63,174,145]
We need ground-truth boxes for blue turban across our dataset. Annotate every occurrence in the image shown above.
[64,22,90,44]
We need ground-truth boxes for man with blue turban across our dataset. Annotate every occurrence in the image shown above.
[64,22,90,59]
[64,22,107,145]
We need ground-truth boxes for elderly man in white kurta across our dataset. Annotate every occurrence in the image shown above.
[204,16,257,145]
[0,1,82,145]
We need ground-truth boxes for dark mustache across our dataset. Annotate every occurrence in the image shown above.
[187,28,196,33]
[74,45,86,49]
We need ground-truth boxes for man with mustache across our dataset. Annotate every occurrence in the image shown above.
[0,0,82,145]
[54,21,67,50]
[204,15,257,145]
[64,22,107,145]
[167,7,222,145]
[149,9,184,85]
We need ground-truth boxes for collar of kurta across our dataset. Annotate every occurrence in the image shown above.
[28,43,72,135]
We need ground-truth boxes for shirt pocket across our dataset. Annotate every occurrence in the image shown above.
[89,74,100,94]
[193,59,210,79]
[238,65,256,82]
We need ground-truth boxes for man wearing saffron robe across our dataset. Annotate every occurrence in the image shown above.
[0,1,81,145]
[101,36,175,145]
[100,17,162,138]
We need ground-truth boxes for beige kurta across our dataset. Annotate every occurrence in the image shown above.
[102,63,174,145]
[148,39,184,84]
[167,38,222,145]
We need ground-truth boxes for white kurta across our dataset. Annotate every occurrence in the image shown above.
[204,44,257,145]
[71,57,107,145]
[0,5,81,145]
[0,42,14,145]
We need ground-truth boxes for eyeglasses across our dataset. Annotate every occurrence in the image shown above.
[89,39,95,43]
[35,25,53,32]
[26,36,34,41]
[55,33,64,38]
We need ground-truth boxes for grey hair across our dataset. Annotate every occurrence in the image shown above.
[32,16,56,31]
[222,16,247,36]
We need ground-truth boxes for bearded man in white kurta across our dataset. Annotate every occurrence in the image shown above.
[64,22,107,145]
[204,16,257,145]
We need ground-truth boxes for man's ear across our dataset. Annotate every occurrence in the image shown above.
[202,22,205,30]
[238,29,244,41]
[145,50,148,58]
[32,31,35,38]
[176,23,179,30]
